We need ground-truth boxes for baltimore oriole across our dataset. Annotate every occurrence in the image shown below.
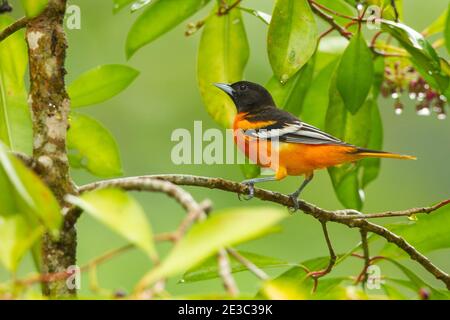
[215,81,416,210]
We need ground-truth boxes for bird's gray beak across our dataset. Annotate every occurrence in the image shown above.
[214,83,235,97]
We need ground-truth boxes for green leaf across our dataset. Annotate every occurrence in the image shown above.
[0,143,62,232]
[126,0,211,58]
[382,258,450,300]
[337,31,374,114]
[20,0,48,18]
[326,75,373,209]
[182,250,292,283]
[68,65,139,108]
[445,5,450,55]
[380,205,450,257]
[67,113,122,177]
[0,16,32,154]
[0,214,44,272]
[67,188,157,260]
[381,19,449,93]
[301,58,340,129]
[266,57,315,115]
[361,57,384,188]
[268,0,318,82]
[138,207,288,288]
[270,256,348,299]
[239,7,271,25]
[421,8,448,37]
[197,4,249,128]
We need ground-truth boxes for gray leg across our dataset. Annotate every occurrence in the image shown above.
[240,176,277,201]
[289,174,314,211]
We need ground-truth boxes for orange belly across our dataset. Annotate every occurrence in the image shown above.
[234,129,356,177]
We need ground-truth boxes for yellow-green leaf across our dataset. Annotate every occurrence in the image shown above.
[66,189,157,260]
[0,143,62,232]
[197,4,249,128]
[68,65,139,108]
[126,0,211,58]
[0,16,32,154]
[20,0,48,18]
[267,0,317,82]
[137,207,288,289]
[67,113,122,177]
[0,214,43,272]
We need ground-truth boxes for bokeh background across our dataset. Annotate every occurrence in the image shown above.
[1,0,449,297]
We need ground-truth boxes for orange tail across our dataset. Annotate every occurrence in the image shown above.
[354,148,417,160]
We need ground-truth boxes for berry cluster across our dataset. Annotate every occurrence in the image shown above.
[381,62,447,120]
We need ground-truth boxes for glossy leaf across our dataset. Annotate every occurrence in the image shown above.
[268,0,317,82]
[0,16,32,154]
[337,31,374,114]
[67,188,157,260]
[239,7,271,25]
[380,205,450,257]
[198,5,249,128]
[138,207,288,288]
[182,250,292,283]
[0,143,62,232]
[0,214,43,271]
[20,0,48,18]
[67,113,122,177]
[266,58,315,116]
[381,19,449,92]
[68,65,139,108]
[126,0,211,58]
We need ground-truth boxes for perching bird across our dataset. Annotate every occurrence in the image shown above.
[214,81,416,210]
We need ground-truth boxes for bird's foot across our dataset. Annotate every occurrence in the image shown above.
[238,182,255,201]
[288,193,300,212]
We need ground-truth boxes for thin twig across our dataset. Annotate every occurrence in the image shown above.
[310,3,352,40]
[307,221,337,292]
[0,16,28,42]
[356,230,370,285]
[227,248,270,281]
[78,174,450,289]
[218,0,242,16]
[217,249,239,296]
[309,0,357,21]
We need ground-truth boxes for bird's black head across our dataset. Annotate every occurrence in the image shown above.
[214,81,275,114]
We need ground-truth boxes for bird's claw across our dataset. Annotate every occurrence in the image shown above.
[288,193,300,212]
[238,182,255,201]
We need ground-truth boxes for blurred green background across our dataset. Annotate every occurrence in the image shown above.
[1,0,449,297]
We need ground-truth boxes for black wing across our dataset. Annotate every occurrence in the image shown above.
[245,108,349,146]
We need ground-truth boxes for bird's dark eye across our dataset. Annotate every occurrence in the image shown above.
[239,84,248,91]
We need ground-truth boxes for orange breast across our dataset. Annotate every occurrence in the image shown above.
[233,113,358,176]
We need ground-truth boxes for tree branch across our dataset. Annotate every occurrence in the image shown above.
[79,175,450,289]
[0,16,28,42]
